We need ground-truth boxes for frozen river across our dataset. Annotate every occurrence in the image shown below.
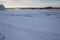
[0,9,60,40]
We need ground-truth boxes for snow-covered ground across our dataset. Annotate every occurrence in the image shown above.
[0,9,60,40]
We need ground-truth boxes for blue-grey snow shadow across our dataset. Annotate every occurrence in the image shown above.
[0,23,13,40]
[0,33,5,40]
[10,14,34,17]
[27,30,60,40]
[0,20,60,40]
[0,23,12,28]
[9,12,60,19]
[15,27,60,40]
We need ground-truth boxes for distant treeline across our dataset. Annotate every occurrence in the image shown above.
[6,7,60,10]
[44,7,60,9]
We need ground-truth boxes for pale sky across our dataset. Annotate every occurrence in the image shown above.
[0,0,60,8]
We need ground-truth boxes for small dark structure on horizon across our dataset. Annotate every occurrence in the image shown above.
[45,7,53,9]
[0,4,5,10]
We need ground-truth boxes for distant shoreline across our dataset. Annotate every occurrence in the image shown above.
[6,7,60,10]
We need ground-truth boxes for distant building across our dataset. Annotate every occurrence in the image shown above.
[0,4,5,10]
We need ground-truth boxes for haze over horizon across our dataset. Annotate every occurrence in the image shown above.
[0,0,60,8]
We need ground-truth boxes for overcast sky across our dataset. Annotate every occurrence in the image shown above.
[0,0,60,8]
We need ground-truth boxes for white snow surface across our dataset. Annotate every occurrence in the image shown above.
[0,9,60,40]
